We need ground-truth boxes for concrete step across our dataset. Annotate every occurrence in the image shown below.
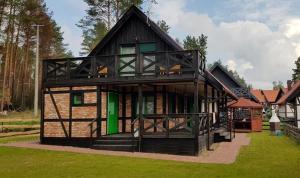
[94,139,138,145]
[91,144,137,152]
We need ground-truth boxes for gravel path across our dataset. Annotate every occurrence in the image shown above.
[0,133,250,164]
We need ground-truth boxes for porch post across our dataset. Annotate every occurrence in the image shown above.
[122,87,126,133]
[216,91,220,127]
[138,84,143,151]
[69,87,72,138]
[96,86,102,137]
[194,80,199,155]
[40,87,45,143]
[154,86,157,132]
[204,80,210,150]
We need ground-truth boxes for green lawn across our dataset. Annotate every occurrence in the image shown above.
[0,132,299,178]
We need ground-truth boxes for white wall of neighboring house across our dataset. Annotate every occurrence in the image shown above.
[297,97,300,128]
[278,104,294,118]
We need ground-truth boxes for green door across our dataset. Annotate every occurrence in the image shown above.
[107,92,119,135]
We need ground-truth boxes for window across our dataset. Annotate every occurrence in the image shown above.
[136,95,155,115]
[168,93,176,113]
[140,43,156,75]
[72,92,84,106]
[120,45,136,77]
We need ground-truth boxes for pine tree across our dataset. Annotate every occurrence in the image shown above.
[157,20,170,33]
[78,0,151,56]
[0,0,73,111]
[183,34,207,59]
[292,57,300,81]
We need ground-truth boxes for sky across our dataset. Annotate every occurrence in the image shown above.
[44,0,300,89]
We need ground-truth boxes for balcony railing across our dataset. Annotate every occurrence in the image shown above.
[43,50,205,83]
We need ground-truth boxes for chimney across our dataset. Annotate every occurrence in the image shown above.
[287,80,292,91]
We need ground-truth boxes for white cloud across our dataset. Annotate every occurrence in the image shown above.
[226,60,237,71]
[61,26,83,56]
[153,0,298,89]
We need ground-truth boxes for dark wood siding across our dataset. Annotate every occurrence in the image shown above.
[142,138,196,155]
[95,16,176,56]
[211,69,240,89]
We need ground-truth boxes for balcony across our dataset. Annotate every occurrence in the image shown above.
[42,50,206,86]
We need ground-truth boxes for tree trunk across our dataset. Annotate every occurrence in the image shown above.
[1,2,13,111]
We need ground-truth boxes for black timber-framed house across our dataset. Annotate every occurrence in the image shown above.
[41,6,237,156]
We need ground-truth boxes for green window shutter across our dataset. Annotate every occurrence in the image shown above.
[139,43,156,53]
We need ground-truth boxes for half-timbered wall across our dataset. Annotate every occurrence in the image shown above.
[43,85,212,138]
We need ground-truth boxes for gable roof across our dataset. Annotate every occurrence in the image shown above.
[250,89,265,103]
[277,80,300,104]
[209,63,244,88]
[262,90,280,103]
[88,5,182,56]
[227,98,263,108]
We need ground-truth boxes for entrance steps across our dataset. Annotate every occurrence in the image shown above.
[91,135,138,152]
[213,127,231,142]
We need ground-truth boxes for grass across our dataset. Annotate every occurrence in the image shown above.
[0,132,299,178]
[0,110,39,120]
[0,120,40,125]
[0,111,40,133]
[0,134,39,144]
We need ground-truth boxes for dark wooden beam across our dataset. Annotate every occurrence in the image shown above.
[138,84,143,151]
[40,88,45,143]
[48,88,69,138]
[193,81,199,156]
[97,86,102,137]
[122,87,126,133]
[154,85,157,132]
[69,87,73,138]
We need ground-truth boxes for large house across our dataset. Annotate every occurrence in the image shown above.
[40,6,238,156]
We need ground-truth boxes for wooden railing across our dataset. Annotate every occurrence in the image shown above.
[283,123,300,141]
[134,113,210,138]
[43,50,205,83]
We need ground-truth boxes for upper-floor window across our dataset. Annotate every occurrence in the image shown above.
[119,45,136,77]
[119,43,156,77]
[140,43,156,75]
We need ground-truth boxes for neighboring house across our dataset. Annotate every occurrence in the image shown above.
[209,63,263,132]
[250,89,265,105]
[250,88,285,109]
[41,6,237,156]
[277,80,300,127]
[209,63,257,101]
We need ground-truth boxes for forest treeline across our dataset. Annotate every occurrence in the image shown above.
[0,0,72,111]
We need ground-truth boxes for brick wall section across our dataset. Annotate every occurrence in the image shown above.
[157,93,163,114]
[72,122,97,137]
[101,92,107,118]
[72,107,97,119]
[44,122,69,137]
[84,92,97,103]
[44,93,70,119]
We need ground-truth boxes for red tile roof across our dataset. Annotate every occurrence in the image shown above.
[228,98,263,108]
[282,88,288,94]
[277,81,300,104]
[250,89,265,103]
[262,90,280,103]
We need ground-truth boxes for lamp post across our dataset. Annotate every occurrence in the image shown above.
[269,109,281,135]
[32,24,44,117]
